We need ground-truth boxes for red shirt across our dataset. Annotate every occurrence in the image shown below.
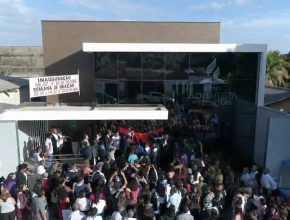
[125,187,140,205]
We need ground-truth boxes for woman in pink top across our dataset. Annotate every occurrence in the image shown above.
[81,160,93,184]
[234,205,244,220]
[125,180,140,207]
[16,185,31,220]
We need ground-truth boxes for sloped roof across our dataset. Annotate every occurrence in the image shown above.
[264,86,290,105]
[0,76,28,93]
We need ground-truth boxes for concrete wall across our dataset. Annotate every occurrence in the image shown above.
[0,47,44,77]
[254,106,290,167]
[42,21,221,104]
[266,116,290,179]
[0,121,19,177]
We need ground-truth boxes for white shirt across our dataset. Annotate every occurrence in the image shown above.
[69,210,86,220]
[176,212,194,220]
[112,211,122,220]
[261,173,277,190]
[0,198,15,213]
[37,165,46,176]
[92,199,106,214]
[75,198,91,211]
[168,191,182,213]
[45,138,53,154]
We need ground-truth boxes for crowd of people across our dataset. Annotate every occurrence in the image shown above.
[0,119,290,220]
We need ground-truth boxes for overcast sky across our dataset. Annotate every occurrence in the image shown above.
[0,0,290,53]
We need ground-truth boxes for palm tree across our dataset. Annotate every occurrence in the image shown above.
[266,51,289,87]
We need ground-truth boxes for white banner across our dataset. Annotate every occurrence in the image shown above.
[29,74,80,98]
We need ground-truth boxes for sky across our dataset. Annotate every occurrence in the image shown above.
[0,0,290,53]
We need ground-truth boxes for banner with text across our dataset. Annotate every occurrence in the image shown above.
[29,74,80,98]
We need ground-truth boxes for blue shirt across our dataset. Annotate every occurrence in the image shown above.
[128,154,138,164]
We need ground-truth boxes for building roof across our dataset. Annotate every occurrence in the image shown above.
[42,20,221,24]
[0,104,168,121]
[0,76,28,93]
[264,86,290,105]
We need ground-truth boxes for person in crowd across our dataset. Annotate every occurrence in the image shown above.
[73,176,90,199]
[31,188,48,220]
[56,184,71,220]
[125,179,140,208]
[91,133,101,165]
[36,160,47,179]
[240,167,251,187]
[82,160,93,184]
[80,134,92,161]
[260,168,277,197]
[111,205,125,220]
[87,207,103,220]
[48,160,59,177]
[92,162,107,184]
[33,146,44,168]
[44,133,53,167]
[249,165,259,183]
[128,148,138,165]
[65,162,81,180]
[203,186,215,214]
[176,202,194,220]
[91,190,107,217]
[69,203,86,220]
[3,173,17,197]
[167,185,182,213]
[16,184,31,220]
[75,190,91,214]
[0,188,16,220]
[51,127,63,156]
[103,129,112,153]
[16,163,29,187]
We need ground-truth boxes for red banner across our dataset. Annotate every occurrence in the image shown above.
[118,127,164,143]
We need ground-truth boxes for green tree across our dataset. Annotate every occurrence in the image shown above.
[266,51,289,87]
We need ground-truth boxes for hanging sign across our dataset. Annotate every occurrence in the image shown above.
[29,74,80,98]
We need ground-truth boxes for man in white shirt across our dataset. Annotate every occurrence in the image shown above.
[69,203,86,220]
[167,186,182,213]
[261,168,277,197]
[45,133,53,167]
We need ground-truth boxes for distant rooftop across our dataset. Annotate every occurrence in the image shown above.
[0,75,28,93]
[264,86,290,105]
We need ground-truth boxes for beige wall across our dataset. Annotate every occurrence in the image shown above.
[0,87,29,105]
[42,21,220,104]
